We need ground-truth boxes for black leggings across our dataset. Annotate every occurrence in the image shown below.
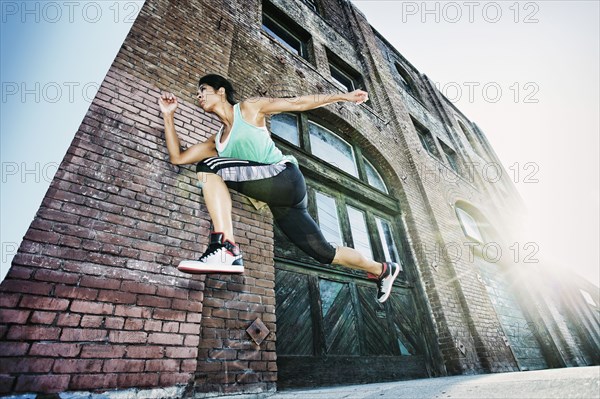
[196,157,337,264]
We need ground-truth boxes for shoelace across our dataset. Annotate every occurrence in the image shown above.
[199,245,220,261]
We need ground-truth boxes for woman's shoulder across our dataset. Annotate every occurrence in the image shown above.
[237,100,267,128]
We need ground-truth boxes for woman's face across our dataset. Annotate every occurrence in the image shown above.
[197,84,222,111]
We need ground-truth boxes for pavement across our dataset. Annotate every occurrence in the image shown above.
[267,365,600,399]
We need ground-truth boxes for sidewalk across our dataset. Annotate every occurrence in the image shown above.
[268,365,600,399]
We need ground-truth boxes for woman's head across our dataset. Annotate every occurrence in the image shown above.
[197,74,237,109]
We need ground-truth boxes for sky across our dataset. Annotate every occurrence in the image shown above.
[1,1,598,287]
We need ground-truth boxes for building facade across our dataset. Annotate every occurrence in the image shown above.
[1,0,598,396]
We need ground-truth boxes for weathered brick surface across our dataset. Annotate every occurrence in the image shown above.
[1,0,597,396]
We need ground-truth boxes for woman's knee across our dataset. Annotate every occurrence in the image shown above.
[196,172,224,189]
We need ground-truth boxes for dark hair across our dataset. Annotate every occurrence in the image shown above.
[198,74,237,105]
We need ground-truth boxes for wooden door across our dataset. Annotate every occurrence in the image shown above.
[275,262,429,388]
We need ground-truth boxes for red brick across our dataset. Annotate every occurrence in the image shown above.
[23,229,60,245]
[7,325,60,340]
[71,300,114,315]
[30,311,57,324]
[19,295,69,311]
[145,358,180,372]
[165,347,198,359]
[55,285,98,300]
[109,331,148,344]
[121,280,156,295]
[30,343,82,357]
[184,335,200,347]
[153,308,186,321]
[53,359,103,373]
[144,320,162,332]
[0,309,30,324]
[156,285,189,299]
[172,298,202,312]
[102,359,145,373]
[80,344,126,358]
[6,266,33,280]
[137,295,171,308]
[69,373,118,390]
[0,375,15,394]
[57,313,81,327]
[180,323,201,335]
[15,374,69,393]
[60,328,107,342]
[148,333,183,345]
[80,315,104,328]
[105,317,125,329]
[162,322,179,333]
[0,358,54,373]
[126,345,164,358]
[0,342,29,356]
[98,289,137,304]
[3,280,53,296]
[115,305,152,318]
[124,318,144,330]
[0,293,20,308]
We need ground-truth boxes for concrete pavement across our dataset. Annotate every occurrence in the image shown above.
[267,366,600,399]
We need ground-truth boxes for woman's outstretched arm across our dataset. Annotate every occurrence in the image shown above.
[158,92,217,165]
[246,89,369,116]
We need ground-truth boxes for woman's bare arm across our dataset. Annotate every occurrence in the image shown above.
[245,89,369,116]
[159,92,217,165]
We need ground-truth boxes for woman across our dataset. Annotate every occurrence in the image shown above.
[158,74,400,303]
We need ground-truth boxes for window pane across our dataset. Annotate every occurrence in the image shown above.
[376,217,400,264]
[308,122,358,177]
[347,206,373,260]
[261,14,303,56]
[315,191,343,246]
[455,208,484,242]
[363,157,388,193]
[330,65,355,92]
[270,113,300,146]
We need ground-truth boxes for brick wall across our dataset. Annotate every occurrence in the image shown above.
[0,0,277,395]
[3,0,597,395]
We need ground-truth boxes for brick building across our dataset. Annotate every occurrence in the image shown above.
[1,0,598,397]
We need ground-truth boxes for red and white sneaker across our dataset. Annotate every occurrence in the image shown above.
[367,262,401,303]
[178,232,244,274]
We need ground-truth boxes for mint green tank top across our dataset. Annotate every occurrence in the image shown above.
[215,103,298,166]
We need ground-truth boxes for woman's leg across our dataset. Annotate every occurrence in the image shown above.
[331,246,383,276]
[197,172,235,243]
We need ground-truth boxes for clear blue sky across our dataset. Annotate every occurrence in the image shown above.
[1,1,598,287]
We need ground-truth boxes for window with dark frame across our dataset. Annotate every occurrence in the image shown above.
[326,49,369,104]
[262,2,310,60]
[395,63,421,101]
[440,141,461,175]
[269,113,391,194]
[412,118,441,160]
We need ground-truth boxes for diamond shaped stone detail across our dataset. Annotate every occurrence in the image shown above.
[246,317,270,345]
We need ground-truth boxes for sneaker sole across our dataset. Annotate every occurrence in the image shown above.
[177,260,244,274]
[377,263,401,303]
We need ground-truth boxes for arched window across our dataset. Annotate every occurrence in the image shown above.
[270,114,389,193]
